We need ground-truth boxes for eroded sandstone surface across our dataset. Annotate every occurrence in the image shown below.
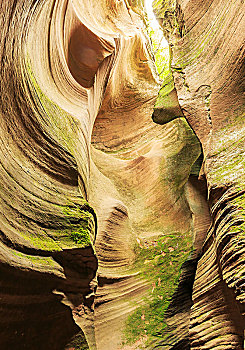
[0,0,244,349]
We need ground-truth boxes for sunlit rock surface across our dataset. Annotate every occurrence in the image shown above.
[153,0,245,349]
[0,0,244,349]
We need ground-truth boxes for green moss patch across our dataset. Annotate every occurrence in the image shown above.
[16,202,96,251]
[123,231,192,345]
[25,56,79,155]
[50,205,95,248]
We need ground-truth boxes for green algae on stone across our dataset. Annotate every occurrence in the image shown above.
[154,74,175,106]
[123,231,193,345]
[16,202,96,251]
[25,56,80,156]
[51,204,96,248]
[10,249,61,269]
[17,229,63,251]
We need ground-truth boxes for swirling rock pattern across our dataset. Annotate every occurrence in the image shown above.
[153,0,245,348]
[0,0,196,349]
[0,0,244,349]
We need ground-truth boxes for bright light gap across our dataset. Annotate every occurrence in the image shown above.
[144,0,168,48]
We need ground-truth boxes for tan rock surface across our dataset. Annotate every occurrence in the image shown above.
[1,0,244,349]
[153,0,245,348]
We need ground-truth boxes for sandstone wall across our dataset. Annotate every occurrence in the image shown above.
[0,0,244,349]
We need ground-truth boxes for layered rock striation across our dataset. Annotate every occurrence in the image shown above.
[0,0,244,349]
[153,0,245,348]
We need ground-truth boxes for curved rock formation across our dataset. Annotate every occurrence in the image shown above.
[0,0,244,349]
[153,0,245,348]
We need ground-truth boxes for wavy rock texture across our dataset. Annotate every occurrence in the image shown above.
[0,0,244,350]
[0,1,198,349]
[153,0,245,349]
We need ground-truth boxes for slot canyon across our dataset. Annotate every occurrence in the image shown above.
[0,0,244,349]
